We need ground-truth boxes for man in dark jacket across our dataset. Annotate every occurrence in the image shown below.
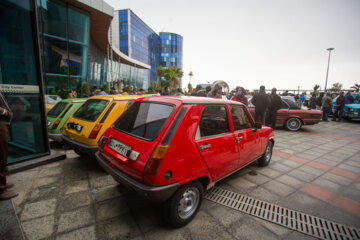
[0,92,17,200]
[332,91,345,121]
[266,88,282,128]
[344,92,354,104]
[315,92,324,110]
[309,93,317,109]
[251,85,269,124]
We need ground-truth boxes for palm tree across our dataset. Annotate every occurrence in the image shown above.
[157,66,165,82]
[189,71,193,84]
[164,67,183,88]
[351,83,360,92]
[330,82,343,92]
[313,84,320,95]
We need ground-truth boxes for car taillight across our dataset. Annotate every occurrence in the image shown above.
[89,124,102,139]
[144,145,169,175]
[98,136,108,148]
[52,119,61,129]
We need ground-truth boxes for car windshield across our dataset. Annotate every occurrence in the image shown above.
[47,102,68,118]
[283,99,300,109]
[113,102,175,141]
[73,99,109,122]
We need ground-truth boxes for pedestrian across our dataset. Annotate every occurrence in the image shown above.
[191,85,206,97]
[315,92,324,110]
[332,91,345,121]
[155,89,161,96]
[98,88,107,95]
[67,90,75,99]
[251,85,269,124]
[162,87,170,96]
[82,92,88,98]
[207,83,222,99]
[109,87,118,95]
[122,88,128,95]
[175,88,184,96]
[344,92,354,104]
[205,86,212,96]
[265,88,282,128]
[321,92,332,121]
[90,86,97,96]
[137,89,144,95]
[0,92,17,200]
[309,93,316,109]
[231,86,248,106]
[72,90,77,98]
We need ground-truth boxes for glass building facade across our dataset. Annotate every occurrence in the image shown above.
[115,10,183,87]
[37,0,90,99]
[0,0,49,163]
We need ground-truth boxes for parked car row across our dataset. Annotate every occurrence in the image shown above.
[46,95,275,227]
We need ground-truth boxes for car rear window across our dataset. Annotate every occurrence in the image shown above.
[283,99,300,109]
[113,102,175,141]
[47,102,68,118]
[73,99,109,122]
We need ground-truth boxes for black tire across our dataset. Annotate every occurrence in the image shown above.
[285,118,302,131]
[164,180,204,228]
[74,149,87,157]
[258,141,273,167]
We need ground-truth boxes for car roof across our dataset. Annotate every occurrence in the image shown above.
[88,95,142,101]
[61,98,87,103]
[138,96,244,105]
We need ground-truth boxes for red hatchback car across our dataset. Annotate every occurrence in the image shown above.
[95,96,274,227]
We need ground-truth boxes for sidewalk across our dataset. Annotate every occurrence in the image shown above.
[5,120,360,239]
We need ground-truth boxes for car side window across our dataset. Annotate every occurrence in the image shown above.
[230,106,252,131]
[197,106,230,138]
[281,100,289,109]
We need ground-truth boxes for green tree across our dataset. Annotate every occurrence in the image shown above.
[81,82,90,96]
[163,67,184,89]
[187,82,193,94]
[351,83,360,91]
[157,66,165,82]
[189,71,193,84]
[313,84,320,95]
[330,82,343,92]
[102,83,109,93]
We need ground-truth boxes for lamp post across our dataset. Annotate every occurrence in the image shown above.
[324,48,334,92]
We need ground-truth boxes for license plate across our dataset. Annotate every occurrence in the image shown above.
[109,138,131,157]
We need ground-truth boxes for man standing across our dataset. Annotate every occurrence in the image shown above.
[316,92,324,110]
[266,88,282,128]
[207,83,222,99]
[332,91,345,121]
[0,92,17,200]
[321,92,332,121]
[251,85,269,124]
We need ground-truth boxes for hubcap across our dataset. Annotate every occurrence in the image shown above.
[178,187,200,220]
[288,119,300,130]
[265,144,272,162]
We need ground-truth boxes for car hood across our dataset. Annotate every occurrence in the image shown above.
[345,104,360,109]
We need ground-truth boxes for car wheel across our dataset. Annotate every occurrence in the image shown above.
[285,118,302,131]
[165,180,204,228]
[258,141,273,167]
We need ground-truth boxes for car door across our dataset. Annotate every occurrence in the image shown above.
[276,100,290,125]
[230,105,261,167]
[195,105,239,180]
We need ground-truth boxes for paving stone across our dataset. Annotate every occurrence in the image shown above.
[285,231,317,239]
[64,180,89,195]
[58,191,91,212]
[243,173,271,185]
[225,176,257,191]
[29,186,58,202]
[279,159,303,168]
[276,175,306,189]
[297,165,324,176]
[254,217,292,238]
[57,206,95,233]
[101,213,142,239]
[22,215,55,240]
[250,187,280,203]
[336,163,360,173]
[56,225,96,240]
[91,185,122,202]
[268,162,292,172]
[288,169,318,182]
[321,172,353,186]
[207,204,245,227]
[312,178,342,193]
[21,199,56,221]
[281,192,328,214]
[186,211,235,240]
[132,205,163,233]
[230,215,280,240]
[95,197,129,221]
[262,180,296,197]
[294,153,319,160]
[314,158,338,167]
[38,167,62,177]
[62,169,88,183]
[33,176,60,188]
[145,227,188,240]
[90,175,118,189]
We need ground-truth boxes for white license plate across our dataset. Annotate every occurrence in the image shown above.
[109,138,131,157]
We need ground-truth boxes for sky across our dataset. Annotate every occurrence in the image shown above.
[105,0,360,92]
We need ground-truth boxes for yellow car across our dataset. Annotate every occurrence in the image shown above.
[62,95,142,156]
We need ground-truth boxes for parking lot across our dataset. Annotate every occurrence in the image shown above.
[5,120,360,240]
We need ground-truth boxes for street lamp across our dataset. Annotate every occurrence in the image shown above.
[324,47,334,92]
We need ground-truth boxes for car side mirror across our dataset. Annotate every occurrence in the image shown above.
[253,122,262,132]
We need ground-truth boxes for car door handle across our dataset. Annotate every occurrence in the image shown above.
[236,136,243,141]
[199,144,211,150]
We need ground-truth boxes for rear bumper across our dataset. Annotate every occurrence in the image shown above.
[48,133,63,142]
[95,151,180,202]
[62,134,98,155]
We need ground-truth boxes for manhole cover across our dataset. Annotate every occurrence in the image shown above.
[204,187,360,240]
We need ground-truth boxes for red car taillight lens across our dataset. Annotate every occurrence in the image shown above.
[52,119,61,129]
[144,145,169,175]
[89,124,102,139]
[98,136,108,148]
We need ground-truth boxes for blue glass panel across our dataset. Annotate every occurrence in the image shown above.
[68,6,90,43]
[39,0,67,38]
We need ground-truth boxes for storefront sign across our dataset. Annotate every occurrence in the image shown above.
[0,84,40,93]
